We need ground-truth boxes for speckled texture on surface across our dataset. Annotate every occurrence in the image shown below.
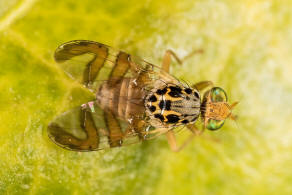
[1,0,292,194]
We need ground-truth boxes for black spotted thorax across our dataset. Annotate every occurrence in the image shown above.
[145,83,201,128]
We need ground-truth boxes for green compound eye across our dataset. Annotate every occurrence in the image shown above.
[205,87,228,131]
[206,119,225,131]
[210,87,227,102]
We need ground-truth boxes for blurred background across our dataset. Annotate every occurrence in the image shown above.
[1,0,292,194]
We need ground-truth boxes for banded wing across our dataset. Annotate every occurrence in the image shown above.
[48,40,178,151]
[48,101,167,151]
[54,40,180,90]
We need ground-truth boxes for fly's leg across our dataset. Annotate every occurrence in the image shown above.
[166,124,219,152]
[161,49,211,91]
[186,124,204,135]
[161,49,203,73]
[192,81,213,92]
[166,129,199,152]
[188,124,221,143]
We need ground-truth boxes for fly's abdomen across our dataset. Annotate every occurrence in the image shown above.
[96,78,146,120]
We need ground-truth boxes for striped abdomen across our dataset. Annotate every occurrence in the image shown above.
[96,78,146,120]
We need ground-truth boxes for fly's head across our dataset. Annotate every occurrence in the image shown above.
[201,87,238,130]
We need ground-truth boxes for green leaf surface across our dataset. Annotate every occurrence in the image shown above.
[1,0,292,194]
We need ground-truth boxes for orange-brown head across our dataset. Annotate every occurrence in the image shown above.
[201,87,238,130]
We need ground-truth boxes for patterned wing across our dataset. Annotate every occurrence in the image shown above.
[48,40,179,151]
[54,40,180,90]
[48,101,168,151]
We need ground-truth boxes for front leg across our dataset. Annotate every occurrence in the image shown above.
[187,124,221,143]
[166,129,198,152]
[161,49,203,73]
[192,81,213,92]
[186,124,204,135]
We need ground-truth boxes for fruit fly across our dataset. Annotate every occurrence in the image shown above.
[48,40,238,152]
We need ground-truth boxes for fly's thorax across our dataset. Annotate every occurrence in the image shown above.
[145,83,200,127]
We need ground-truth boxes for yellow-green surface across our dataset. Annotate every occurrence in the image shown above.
[1,0,292,194]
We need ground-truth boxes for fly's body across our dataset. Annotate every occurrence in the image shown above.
[48,40,238,152]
